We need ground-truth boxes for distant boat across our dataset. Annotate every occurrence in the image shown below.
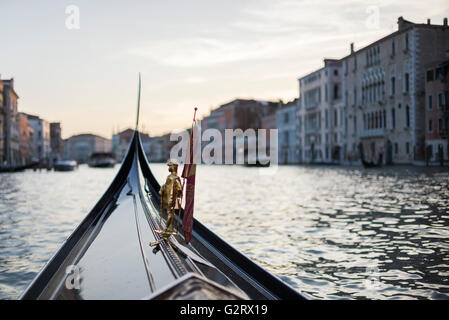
[54,160,77,171]
[88,152,115,168]
[0,162,39,173]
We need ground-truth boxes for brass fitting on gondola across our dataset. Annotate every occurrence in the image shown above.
[159,159,182,234]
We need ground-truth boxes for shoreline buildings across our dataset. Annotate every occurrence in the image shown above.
[64,134,111,164]
[296,17,449,165]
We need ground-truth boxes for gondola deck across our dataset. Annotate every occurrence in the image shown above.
[20,131,305,300]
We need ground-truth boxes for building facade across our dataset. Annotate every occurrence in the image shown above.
[341,17,449,165]
[276,98,300,164]
[1,78,20,166]
[0,80,4,163]
[27,114,51,163]
[64,133,111,163]
[298,59,343,163]
[50,122,63,161]
[18,112,34,165]
[424,58,449,164]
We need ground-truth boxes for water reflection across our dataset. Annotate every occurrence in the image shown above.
[1,164,449,299]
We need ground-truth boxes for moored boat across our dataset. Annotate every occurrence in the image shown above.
[54,160,77,172]
[88,152,116,168]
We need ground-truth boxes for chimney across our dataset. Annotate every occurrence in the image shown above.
[427,19,431,25]
[444,18,448,27]
[350,43,354,54]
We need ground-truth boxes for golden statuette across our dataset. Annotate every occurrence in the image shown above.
[150,159,183,247]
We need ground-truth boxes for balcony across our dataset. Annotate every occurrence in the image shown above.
[360,128,386,138]
[305,102,318,110]
[305,127,319,135]
[439,129,449,139]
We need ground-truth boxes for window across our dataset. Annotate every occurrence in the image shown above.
[427,70,434,82]
[334,84,339,100]
[392,108,396,129]
[406,105,410,128]
[428,95,433,109]
[325,110,328,129]
[438,93,443,108]
[406,142,410,154]
[439,118,442,132]
[283,112,289,124]
[334,109,338,127]
[394,143,398,154]
[353,115,357,134]
[391,40,395,56]
[334,69,338,76]
[383,110,386,129]
[353,87,357,105]
[405,33,409,51]
[428,119,433,132]
[404,73,410,93]
[325,86,328,102]
[391,77,396,95]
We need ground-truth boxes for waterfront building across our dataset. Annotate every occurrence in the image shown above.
[298,59,343,164]
[201,99,278,163]
[148,135,165,162]
[424,58,449,164]
[26,114,51,163]
[64,133,111,163]
[341,17,449,165]
[50,122,63,161]
[276,98,300,164]
[0,80,3,163]
[112,128,149,162]
[0,78,20,166]
[18,112,34,165]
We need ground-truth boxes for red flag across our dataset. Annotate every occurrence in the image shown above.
[181,111,198,244]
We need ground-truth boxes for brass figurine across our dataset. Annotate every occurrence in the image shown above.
[150,159,182,247]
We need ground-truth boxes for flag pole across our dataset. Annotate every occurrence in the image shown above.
[178,107,197,234]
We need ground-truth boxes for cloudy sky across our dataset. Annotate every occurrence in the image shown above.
[1,0,448,138]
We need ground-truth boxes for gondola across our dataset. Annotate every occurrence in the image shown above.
[20,79,305,300]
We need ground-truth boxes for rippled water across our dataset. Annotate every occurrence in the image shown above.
[1,164,449,299]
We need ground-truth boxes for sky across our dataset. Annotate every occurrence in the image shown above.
[1,0,448,139]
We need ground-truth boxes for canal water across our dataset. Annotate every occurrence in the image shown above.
[1,164,448,299]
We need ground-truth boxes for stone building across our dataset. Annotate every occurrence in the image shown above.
[64,133,111,163]
[341,17,449,165]
[201,99,278,164]
[0,78,20,166]
[298,59,343,164]
[424,58,449,164]
[50,122,63,161]
[18,112,34,165]
[0,80,3,163]
[112,128,150,162]
[26,114,51,163]
[276,98,300,164]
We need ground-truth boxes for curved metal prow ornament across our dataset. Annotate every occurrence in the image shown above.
[135,73,141,131]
